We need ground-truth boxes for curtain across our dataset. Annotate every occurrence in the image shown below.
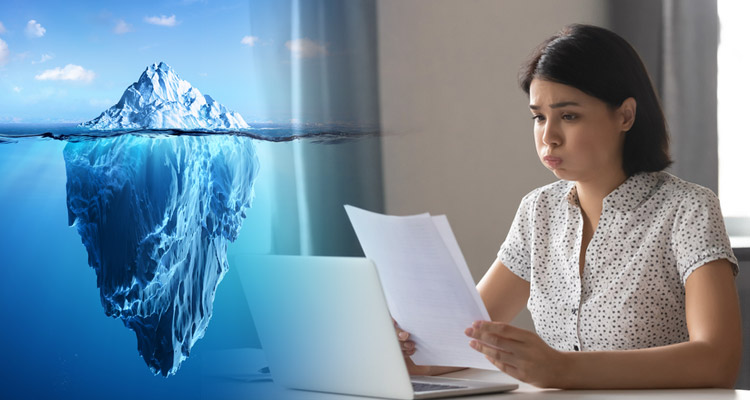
[608,0,719,193]
[607,1,750,390]
[237,0,384,257]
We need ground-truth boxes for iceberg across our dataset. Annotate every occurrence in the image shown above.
[64,135,258,376]
[66,62,259,376]
[79,62,250,131]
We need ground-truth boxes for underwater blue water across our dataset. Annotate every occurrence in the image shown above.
[0,123,381,399]
[0,134,273,399]
[0,123,380,399]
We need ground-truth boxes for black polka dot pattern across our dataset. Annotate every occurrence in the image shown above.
[497,172,739,352]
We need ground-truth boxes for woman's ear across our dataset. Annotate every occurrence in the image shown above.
[619,97,637,132]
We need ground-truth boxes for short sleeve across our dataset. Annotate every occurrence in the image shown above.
[497,189,539,282]
[671,187,739,284]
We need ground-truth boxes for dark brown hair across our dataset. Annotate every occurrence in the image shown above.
[519,24,672,176]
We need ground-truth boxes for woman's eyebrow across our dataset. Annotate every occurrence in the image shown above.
[529,101,582,110]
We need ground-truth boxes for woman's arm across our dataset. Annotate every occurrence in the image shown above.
[466,259,742,388]
[477,257,530,323]
[561,258,742,389]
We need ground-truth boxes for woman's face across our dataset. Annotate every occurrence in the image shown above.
[528,79,634,183]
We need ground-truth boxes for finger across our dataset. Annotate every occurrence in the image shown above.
[471,320,530,342]
[478,333,525,355]
[393,320,410,341]
[465,327,517,351]
[401,340,415,351]
[402,343,416,356]
[487,347,520,367]
[469,339,515,365]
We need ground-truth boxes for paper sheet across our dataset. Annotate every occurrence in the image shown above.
[344,205,496,370]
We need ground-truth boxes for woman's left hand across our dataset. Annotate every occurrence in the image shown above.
[465,320,568,388]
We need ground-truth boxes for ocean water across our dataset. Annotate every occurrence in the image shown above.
[0,123,380,399]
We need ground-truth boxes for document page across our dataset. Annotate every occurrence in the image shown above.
[344,205,496,370]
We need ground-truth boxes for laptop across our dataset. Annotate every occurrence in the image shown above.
[236,254,518,399]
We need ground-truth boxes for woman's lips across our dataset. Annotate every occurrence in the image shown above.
[543,156,562,168]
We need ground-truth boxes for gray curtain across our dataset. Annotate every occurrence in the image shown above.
[246,0,384,257]
[608,1,750,390]
[608,0,719,193]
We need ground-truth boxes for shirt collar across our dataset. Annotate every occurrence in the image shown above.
[565,172,665,213]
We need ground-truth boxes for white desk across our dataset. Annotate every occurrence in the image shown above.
[200,348,750,400]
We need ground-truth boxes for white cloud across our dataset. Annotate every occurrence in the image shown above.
[35,64,95,83]
[0,21,6,34]
[114,19,132,34]
[13,86,22,93]
[25,20,46,38]
[32,53,53,64]
[241,35,259,47]
[285,38,327,59]
[0,38,8,66]
[144,15,178,27]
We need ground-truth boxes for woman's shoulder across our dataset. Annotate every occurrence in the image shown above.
[654,171,720,206]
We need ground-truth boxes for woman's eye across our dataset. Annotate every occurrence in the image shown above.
[562,114,577,121]
[532,115,545,122]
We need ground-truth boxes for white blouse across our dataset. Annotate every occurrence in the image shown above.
[497,171,738,352]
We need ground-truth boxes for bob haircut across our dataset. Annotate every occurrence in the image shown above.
[519,24,672,176]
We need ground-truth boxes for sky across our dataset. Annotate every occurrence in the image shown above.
[0,0,379,124]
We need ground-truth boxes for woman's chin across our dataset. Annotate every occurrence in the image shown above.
[550,168,575,181]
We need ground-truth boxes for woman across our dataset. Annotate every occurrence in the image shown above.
[395,24,741,389]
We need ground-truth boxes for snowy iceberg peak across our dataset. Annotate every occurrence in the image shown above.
[81,62,250,131]
[125,61,193,106]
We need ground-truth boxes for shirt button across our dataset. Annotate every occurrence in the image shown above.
[574,345,580,351]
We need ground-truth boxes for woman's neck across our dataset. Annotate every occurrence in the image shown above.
[575,169,628,220]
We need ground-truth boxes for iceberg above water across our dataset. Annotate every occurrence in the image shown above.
[79,62,249,131]
[64,135,259,375]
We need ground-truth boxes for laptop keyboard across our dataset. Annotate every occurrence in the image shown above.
[411,381,468,392]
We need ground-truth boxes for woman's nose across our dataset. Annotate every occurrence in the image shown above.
[542,121,562,147]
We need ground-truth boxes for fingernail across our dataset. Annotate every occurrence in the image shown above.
[398,332,408,340]
[465,327,474,336]
[473,321,481,328]
[470,341,478,349]
[405,342,414,349]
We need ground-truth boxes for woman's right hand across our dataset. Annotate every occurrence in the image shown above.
[393,318,469,376]
[393,319,436,376]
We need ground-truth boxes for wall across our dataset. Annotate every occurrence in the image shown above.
[376,0,608,329]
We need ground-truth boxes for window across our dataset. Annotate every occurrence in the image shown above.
[717,0,750,219]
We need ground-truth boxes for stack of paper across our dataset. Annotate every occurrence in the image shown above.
[344,205,496,370]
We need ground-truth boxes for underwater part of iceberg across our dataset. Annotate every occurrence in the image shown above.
[63,134,259,376]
